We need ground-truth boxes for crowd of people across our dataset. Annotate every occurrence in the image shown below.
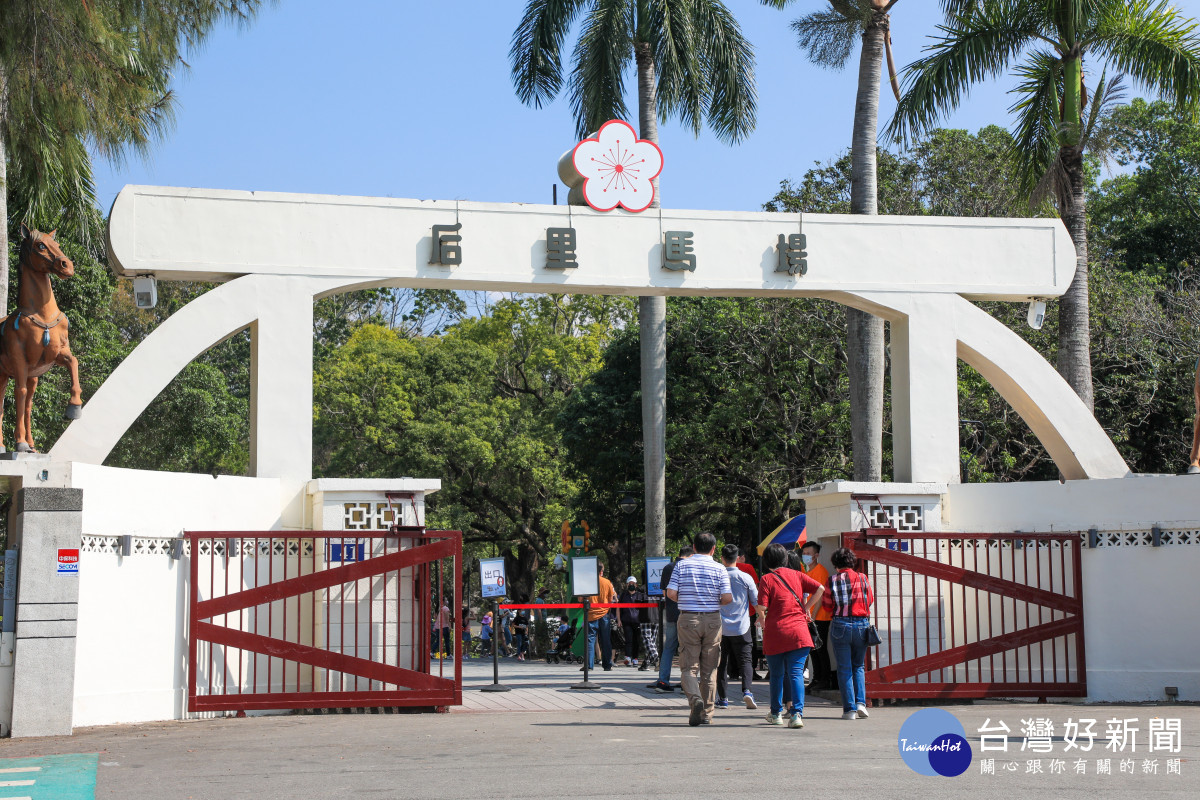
[436,531,876,729]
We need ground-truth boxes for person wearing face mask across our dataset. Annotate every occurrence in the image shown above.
[798,542,834,690]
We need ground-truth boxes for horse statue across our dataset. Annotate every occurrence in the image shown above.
[0,225,83,453]
[1190,358,1199,474]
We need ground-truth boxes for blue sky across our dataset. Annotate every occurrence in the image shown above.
[94,0,1200,215]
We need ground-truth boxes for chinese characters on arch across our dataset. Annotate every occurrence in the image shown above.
[429,222,809,277]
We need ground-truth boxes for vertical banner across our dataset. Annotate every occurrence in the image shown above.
[2,550,17,632]
[645,557,671,596]
[479,557,507,599]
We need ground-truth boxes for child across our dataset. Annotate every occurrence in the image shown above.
[480,611,494,656]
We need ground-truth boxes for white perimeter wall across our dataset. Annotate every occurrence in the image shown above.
[947,476,1200,702]
[70,464,283,727]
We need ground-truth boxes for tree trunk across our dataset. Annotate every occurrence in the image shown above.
[636,41,667,558]
[1057,147,1094,411]
[504,540,541,604]
[846,16,887,482]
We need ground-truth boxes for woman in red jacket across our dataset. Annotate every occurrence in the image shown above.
[755,543,824,728]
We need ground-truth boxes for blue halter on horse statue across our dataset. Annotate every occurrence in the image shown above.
[0,225,85,454]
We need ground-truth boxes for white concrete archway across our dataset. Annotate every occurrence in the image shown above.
[51,186,1129,494]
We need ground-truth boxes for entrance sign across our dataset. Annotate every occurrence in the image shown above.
[57,548,79,575]
[56,185,1130,492]
[569,556,599,598]
[479,557,506,598]
[646,557,671,596]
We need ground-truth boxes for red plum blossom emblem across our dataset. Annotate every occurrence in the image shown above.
[572,120,664,213]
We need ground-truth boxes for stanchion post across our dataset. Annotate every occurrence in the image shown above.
[657,598,665,664]
[481,598,511,692]
[571,598,601,690]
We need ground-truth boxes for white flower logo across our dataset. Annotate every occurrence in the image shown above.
[572,120,663,213]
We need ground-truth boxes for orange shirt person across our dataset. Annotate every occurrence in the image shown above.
[799,541,835,690]
[584,563,618,670]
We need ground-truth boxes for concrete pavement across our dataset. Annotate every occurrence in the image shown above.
[0,658,1195,799]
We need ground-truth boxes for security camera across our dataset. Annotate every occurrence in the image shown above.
[133,275,158,309]
[1027,300,1046,330]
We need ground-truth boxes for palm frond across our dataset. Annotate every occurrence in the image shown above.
[510,0,589,108]
[693,0,758,144]
[940,1,981,23]
[886,0,1046,144]
[1089,0,1200,114]
[1078,69,1127,154]
[790,6,865,71]
[645,0,704,137]
[568,0,634,138]
[1006,49,1066,205]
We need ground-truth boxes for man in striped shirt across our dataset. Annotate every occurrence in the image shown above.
[666,532,732,726]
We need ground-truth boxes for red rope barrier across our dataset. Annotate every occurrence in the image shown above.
[496,602,659,610]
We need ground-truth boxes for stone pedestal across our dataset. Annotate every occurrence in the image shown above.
[8,487,83,737]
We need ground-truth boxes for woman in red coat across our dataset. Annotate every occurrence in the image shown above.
[755,543,824,728]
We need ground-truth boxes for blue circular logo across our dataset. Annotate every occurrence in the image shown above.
[898,708,973,777]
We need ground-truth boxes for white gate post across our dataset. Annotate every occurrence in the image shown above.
[888,294,961,484]
[7,487,83,737]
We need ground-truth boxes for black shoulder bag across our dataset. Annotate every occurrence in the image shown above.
[856,572,881,646]
[767,570,823,650]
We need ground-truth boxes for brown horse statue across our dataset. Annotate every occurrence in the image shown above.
[1190,358,1199,474]
[0,225,83,453]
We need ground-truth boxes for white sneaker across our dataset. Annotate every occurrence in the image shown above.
[765,712,785,726]
[842,710,858,721]
[789,713,804,729]
[743,693,757,710]
[856,704,870,719]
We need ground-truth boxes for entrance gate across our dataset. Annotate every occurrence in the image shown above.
[843,530,1086,700]
[187,528,461,712]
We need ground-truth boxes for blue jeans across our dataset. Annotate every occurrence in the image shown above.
[657,620,678,685]
[586,615,612,669]
[767,647,810,716]
[514,632,527,657]
[831,617,869,712]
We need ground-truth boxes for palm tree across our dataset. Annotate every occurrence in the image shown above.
[0,1,264,296]
[510,0,758,557]
[888,0,1200,411]
[763,1,902,482]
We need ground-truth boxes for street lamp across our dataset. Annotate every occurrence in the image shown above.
[619,493,638,579]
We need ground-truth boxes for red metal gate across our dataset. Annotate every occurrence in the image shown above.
[187,528,461,712]
[843,530,1085,699]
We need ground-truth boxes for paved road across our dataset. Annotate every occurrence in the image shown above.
[0,659,1196,799]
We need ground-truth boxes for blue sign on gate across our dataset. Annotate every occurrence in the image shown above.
[328,539,366,563]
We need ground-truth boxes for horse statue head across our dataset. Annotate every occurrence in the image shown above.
[18,224,75,280]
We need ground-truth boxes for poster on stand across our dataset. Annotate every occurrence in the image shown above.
[480,557,506,599]
[645,557,671,596]
[569,556,599,598]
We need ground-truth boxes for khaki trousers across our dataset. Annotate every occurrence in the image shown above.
[677,611,723,719]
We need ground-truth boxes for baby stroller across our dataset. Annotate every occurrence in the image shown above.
[545,620,582,664]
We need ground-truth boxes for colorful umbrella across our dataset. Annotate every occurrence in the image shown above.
[756,514,807,555]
